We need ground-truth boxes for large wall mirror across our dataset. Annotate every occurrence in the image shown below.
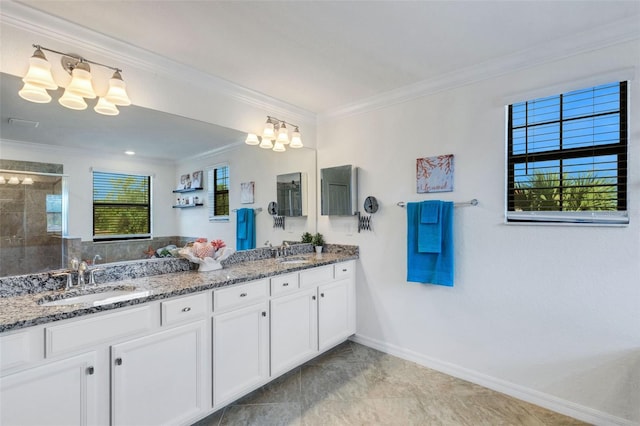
[320,165,358,216]
[0,72,317,278]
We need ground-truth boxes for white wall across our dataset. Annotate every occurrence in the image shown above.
[318,40,640,424]
[0,140,177,240]
[175,144,317,248]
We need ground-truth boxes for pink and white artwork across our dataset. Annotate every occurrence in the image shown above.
[416,154,454,193]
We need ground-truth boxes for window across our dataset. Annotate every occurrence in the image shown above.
[507,81,628,224]
[46,194,62,233]
[93,171,151,241]
[208,164,229,221]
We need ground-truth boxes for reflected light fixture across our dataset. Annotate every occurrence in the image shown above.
[20,44,131,116]
[245,116,303,152]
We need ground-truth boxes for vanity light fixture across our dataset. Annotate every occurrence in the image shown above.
[0,176,5,184]
[19,44,131,116]
[245,116,303,152]
[21,177,34,185]
[8,177,20,185]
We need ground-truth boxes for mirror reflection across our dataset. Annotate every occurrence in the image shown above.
[0,169,67,276]
[321,165,358,216]
[277,172,307,217]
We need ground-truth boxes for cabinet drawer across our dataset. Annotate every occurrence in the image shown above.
[299,265,333,288]
[270,273,299,297]
[45,305,154,358]
[0,331,31,371]
[334,261,355,279]
[161,292,208,326]
[214,279,268,312]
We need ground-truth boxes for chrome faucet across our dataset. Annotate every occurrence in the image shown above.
[78,261,88,289]
[93,254,102,265]
[89,268,104,286]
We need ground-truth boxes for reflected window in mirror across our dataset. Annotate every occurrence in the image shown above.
[208,164,230,221]
[92,170,152,241]
[46,194,63,232]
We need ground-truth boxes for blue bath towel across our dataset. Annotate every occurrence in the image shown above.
[236,208,255,250]
[418,200,442,253]
[407,201,454,287]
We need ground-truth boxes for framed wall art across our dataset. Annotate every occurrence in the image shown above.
[417,154,454,193]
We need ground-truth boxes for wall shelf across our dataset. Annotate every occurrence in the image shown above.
[172,203,204,209]
[173,187,203,193]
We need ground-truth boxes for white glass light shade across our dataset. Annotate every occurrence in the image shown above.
[104,71,131,106]
[21,177,34,185]
[18,82,52,103]
[259,137,274,149]
[272,141,286,152]
[94,97,119,116]
[8,177,20,185]
[66,66,96,99]
[262,122,275,140]
[59,89,88,110]
[22,50,57,90]
[0,176,6,184]
[276,123,289,144]
[290,129,303,148]
[245,133,260,145]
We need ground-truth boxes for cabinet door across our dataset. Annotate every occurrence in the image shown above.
[270,288,318,377]
[1,352,97,426]
[318,278,354,351]
[111,321,207,426]
[212,301,269,407]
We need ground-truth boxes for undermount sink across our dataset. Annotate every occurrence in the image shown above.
[38,286,150,307]
[277,257,311,265]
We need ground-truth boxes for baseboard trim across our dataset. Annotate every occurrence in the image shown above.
[350,334,636,426]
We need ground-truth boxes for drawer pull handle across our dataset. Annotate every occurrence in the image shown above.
[240,293,247,297]
[86,366,94,375]
[282,282,289,287]
[182,307,192,312]
[342,269,347,272]
[115,358,123,366]
[262,311,267,317]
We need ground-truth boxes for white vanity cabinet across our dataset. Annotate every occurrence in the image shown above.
[111,320,207,426]
[270,287,318,377]
[0,258,356,426]
[0,352,97,426]
[212,279,270,408]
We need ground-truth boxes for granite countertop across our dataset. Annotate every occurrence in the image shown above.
[0,252,357,333]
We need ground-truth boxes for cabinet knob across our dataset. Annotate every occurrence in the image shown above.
[321,293,325,298]
[240,293,247,297]
[262,311,267,317]
[115,358,123,366]
[182,306,192,312]
[86,366,94,375]
[312,295,316,300]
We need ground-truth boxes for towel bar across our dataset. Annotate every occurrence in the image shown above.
[232,207,263,213]
[396,199,478,208]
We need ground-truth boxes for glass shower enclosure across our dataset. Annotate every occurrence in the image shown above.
[0,170,68,276]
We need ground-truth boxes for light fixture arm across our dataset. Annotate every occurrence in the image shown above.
[266,115,300,132]
[33,44,122,73]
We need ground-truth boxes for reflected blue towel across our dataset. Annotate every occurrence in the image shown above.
[236,208,255,250]
[407,201,454,287]
[418,201,442,253]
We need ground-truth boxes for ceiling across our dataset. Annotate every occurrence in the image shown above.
[16,0,640,113]
[2,1,639,161]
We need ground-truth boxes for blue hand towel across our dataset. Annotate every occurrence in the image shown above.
[236,208,256,250]
[237,208,247,239]
[407,201,454,287]
[418,201,442,253]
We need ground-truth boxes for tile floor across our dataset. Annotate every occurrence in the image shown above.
[192,341,588,426]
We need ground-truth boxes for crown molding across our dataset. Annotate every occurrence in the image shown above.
[320,15,640,121]
[0,1,316,125]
